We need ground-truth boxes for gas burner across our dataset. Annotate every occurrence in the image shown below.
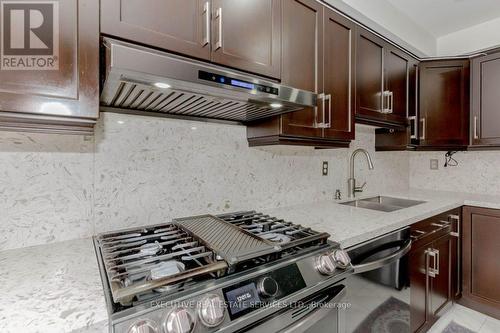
[94,211,349,333]
[217,211,329,250]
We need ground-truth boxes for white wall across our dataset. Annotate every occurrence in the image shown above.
[0,113,409,251]
[325,0,436,56]
[437,17,500,55]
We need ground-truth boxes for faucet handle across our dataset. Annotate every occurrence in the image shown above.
[354,182,367,192]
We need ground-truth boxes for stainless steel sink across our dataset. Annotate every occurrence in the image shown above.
[340,196,426,212]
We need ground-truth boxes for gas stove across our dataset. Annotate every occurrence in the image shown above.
[94,211,352,333]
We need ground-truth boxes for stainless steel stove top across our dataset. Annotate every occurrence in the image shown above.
[94,211,351,333]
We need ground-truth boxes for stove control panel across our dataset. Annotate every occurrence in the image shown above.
[222,263,306,320]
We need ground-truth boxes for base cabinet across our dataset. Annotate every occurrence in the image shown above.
[461,206,500,320]
[410,209,460,332]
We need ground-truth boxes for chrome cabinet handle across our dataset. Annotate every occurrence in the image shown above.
[426,248,440,277]
[435,249,440,275]
[409,116,417,139]
[426,248,436,277]
[389,91,393,113]
[449,214,460,238]
[215,7,222,50]
[381,91,392,113]
[314,93,325,128]
[420,117,426,140]
[473,116,479,140]
[202,2,211,46]
[323,94,332,128]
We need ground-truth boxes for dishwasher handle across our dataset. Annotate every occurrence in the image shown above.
[352,239,412,274]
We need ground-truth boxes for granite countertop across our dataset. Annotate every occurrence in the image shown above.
[2,188,499,332]
[0,238,108,333]
[263,188,500,248]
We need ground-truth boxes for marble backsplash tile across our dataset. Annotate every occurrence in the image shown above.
[0,112,410,250]
[0,132,93,250]
[410,151,500,195]
[93,114,410,233]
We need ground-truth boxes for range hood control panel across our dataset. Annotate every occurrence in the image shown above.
[199,70,279,95]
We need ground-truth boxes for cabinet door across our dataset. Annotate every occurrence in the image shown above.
[211,0,281,78]
[408,62,419,144]
[279,0,323,138]
[322,8,355,141]
[356,30,384,117]
[101,0,210,61]
[471,53,500,146]
[419,60,469,148]
[410,244,430,333]
[462,206,500,320]
[0,0,99,133]
[430,234,452,317]
[385,48,409,122]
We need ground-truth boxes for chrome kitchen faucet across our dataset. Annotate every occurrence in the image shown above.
[348,148,374,198]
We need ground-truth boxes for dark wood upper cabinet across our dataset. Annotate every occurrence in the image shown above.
[0,0,99,134]
[101,0,211,61]
[356,31,384,117]
[385,48,410,121]
[419,60,470,149]
[279,0,323,139]
[471,52,500,147]
[461,206,500,320]
[211,0,281,79]
[355,29,410,128]
[247,2,353,147]
[322,8,355,141]
[101,0,281,79]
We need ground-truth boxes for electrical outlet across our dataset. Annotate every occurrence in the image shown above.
[322,161,328,176]
[430,159,439,170]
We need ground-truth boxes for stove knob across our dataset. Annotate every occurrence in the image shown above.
[198,294,225,327]
[257,276,279,297]
[333,249,351,269]
[162,307,195,333]
[127,319,159,333]
[315,253,337,275]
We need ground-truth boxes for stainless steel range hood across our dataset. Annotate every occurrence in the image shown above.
[100,38,317,122]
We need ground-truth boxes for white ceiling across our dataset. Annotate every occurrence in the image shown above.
[385,0,500,37]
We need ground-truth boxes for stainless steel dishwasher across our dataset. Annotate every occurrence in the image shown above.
[343,228,412,333]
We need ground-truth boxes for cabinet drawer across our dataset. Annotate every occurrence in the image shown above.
[411,208,460,248]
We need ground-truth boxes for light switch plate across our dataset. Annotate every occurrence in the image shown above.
[430,159,439,170]
[322,161,328,176]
